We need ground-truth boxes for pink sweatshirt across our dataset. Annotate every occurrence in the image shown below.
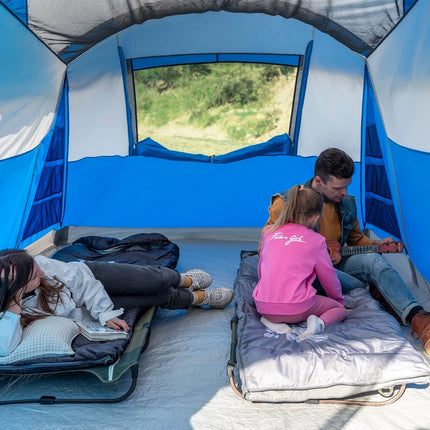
[253,223,344,315]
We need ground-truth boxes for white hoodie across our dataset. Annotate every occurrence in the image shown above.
[0,255,123,356]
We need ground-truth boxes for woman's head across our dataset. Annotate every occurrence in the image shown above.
[272,185,323,231]
[0,249,41,312]
[0,249,62,326]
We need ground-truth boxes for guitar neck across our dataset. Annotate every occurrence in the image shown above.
[327,240,404,260]
[339,244,380,257]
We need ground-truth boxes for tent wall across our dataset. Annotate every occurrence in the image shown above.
[67,12,314,161]
[67,37,130,161]
[64,12,365,231]
[0,6,65,249]
[297,31,364,161]
[1,3,427,282]
[368,0,429,154]
[64,154,361,230]
[367,0,430,280]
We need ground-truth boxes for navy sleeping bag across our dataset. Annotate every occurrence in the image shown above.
[51,232,180,268]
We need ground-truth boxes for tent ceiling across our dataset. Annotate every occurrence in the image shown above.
[5,0,408,63]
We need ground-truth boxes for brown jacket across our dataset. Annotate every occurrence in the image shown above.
[264,194,376,247]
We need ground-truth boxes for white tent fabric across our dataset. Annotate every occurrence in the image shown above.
[368,0,430,153]
[120,12,312,59]
[0,8,65,160]
[68,37,130,161]
[297,31,364,161]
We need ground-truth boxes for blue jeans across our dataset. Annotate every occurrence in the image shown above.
[84,262,194,310]
[335,253,419,325]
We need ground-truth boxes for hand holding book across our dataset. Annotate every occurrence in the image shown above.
[76,321,129,341]
[105,317,130,333]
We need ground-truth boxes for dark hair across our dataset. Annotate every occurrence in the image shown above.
[0,249,35,313]
[314,148,354,183]
[270,185,323,231]
[0,249,63,326]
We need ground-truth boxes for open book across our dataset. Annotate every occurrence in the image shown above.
[76,321,128,341]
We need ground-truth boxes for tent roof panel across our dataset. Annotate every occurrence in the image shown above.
[2,0,409,63]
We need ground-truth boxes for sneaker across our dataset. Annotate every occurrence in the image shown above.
[183,269,212,291]
[411,310,430,354]
[196,288,233,309]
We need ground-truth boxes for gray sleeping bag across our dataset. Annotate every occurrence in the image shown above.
[233,252,430,402]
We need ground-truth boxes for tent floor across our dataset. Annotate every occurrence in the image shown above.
[2,227,430,429]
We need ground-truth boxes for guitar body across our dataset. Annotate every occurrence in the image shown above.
[326,240,404,265]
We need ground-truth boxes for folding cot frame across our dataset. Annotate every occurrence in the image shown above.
[0,306,157,405]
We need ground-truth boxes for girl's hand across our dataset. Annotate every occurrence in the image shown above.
[106,317,129,333]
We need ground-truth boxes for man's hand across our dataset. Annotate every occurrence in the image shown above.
[376,237,394,245]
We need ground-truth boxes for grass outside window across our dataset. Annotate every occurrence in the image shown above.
[134,63,297,156]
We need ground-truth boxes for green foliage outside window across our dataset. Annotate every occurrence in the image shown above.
[134,63,297,155]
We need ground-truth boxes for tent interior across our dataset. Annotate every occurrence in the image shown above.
[1,1,430,428]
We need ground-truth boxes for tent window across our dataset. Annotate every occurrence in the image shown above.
[131,54,299,159]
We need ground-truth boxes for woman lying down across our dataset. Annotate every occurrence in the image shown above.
[0,249,233,356]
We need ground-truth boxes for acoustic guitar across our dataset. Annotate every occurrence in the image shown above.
[326,240,404,265]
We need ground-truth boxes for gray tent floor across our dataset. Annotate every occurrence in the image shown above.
[2,227,430,429]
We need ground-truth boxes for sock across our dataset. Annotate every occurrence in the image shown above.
[298,315,325,338]
[406,306,423,325]
[191,290,205,305]
[179,273,186,287]
[260,317,292,334]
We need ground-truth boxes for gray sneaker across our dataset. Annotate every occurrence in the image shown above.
[183,269,212,291]
[197,288,233,309]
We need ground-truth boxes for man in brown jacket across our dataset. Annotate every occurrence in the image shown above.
[263,147,430,354]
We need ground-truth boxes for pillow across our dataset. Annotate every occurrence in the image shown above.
[0,316,79,364]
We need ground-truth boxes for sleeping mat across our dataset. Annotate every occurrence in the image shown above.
[231,251,430,403]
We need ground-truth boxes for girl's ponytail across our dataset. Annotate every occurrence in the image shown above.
[270,185,322,231]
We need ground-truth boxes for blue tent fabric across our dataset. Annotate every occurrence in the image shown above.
[1,0,26,24]
[135,134,293,163]
[21,81,67,241]
[135,138,209,162]
[211,134,293,163]
[362,70,402,240]
[291,41,313,153]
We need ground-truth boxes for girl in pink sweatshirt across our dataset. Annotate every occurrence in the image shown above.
[253,185,346,337]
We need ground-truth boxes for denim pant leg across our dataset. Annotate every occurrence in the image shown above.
[337,253,420,324]
[313,270,366,295]
[85,262,194,310]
